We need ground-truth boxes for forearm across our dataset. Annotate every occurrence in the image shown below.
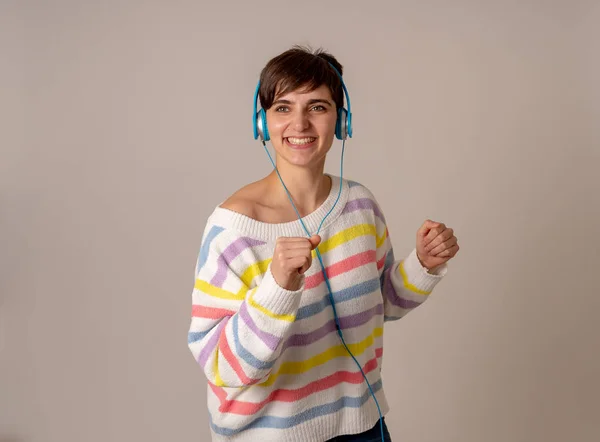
[382,248,446,321]
[188,265,303,387]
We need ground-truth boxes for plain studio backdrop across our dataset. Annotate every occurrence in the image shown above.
[1,1,599,441]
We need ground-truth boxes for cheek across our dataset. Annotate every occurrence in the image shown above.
[310,112,337,131]
[265,113,289,138]
[267,117,287,135]
[318,116,337,136]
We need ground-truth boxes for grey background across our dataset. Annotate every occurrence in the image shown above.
[1,1,599,441]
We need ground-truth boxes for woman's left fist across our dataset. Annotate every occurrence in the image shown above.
[416,219,459,271]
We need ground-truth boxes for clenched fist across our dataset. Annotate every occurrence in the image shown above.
[270,235,321,291]
[416,220,459,271]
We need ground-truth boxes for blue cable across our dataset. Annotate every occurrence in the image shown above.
[261,139,385,442]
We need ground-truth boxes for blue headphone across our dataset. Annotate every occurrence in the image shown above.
[252,61,353,142]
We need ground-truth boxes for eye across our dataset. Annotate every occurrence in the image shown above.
[275,106,289,112]
[311,105,326,111]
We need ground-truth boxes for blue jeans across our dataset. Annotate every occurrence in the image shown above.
[326,417,392,442]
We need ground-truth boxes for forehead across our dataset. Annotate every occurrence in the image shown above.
[274,83,333,102]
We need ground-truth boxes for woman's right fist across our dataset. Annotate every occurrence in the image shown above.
[270,235,321,291]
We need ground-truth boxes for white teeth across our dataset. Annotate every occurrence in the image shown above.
[287,137,316,145]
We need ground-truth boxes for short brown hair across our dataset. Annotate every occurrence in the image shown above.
[258,45,344,110]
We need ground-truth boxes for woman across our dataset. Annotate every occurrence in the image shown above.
[188,46,459,442]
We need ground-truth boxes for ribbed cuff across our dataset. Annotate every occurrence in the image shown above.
[402,248,447,293]
[250,263,303,317]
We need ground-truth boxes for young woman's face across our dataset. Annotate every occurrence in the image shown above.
[266,84,337,169]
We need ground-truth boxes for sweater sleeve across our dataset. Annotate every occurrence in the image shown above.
[370,197,447,321]
[378,236,446,321]
[187,224,303,388]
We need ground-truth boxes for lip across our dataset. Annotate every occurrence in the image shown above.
[284,137,317,150]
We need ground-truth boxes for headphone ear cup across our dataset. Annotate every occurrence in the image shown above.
[347,111,352,138]
[336,107,348,140]
[253,110,260,140]
[255,108,270,141]
[260,108,270,141]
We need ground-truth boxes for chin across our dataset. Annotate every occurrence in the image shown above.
[285,157,318,168]
[275,151,321,169]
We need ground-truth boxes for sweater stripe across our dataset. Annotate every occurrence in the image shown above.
[376,253,386,270]
[341,197,385,223]
[296,278,381,320]
[196,225,224,275]
[192,305,235,319]
[257,327,383,388]
[189,302,384,351]
[239,258,271,291]
[199,225,386,301]
[216,326,259,387]
[194,279,244,300]
[318,223,386,254]
[231,303,385,370]
[190,252,383,347]
[237,301,280,350]
[195,275,382,329]
[281,303,384,352]
[231,314,278,370]
[305,250,376,289]
[248,288,296,322]
[198,320,227,367]
[209,379,384,435]
[212,237,266,286]
[210,348,383,415]
[399,261,432,295]
[382,271,422,310]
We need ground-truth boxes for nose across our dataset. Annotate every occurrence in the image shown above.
[292,109,310,131]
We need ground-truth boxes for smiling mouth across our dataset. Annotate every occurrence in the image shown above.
[285,137,317,148]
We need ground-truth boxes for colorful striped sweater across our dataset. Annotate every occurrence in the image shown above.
[188,175,447,441]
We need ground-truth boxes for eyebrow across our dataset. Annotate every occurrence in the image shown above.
[272,98,333,106]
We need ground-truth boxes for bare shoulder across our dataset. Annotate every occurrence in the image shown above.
[219,180,266,218]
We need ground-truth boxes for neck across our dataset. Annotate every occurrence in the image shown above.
[267,161,331,217]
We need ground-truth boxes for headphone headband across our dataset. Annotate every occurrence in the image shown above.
[326,62,352,117]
